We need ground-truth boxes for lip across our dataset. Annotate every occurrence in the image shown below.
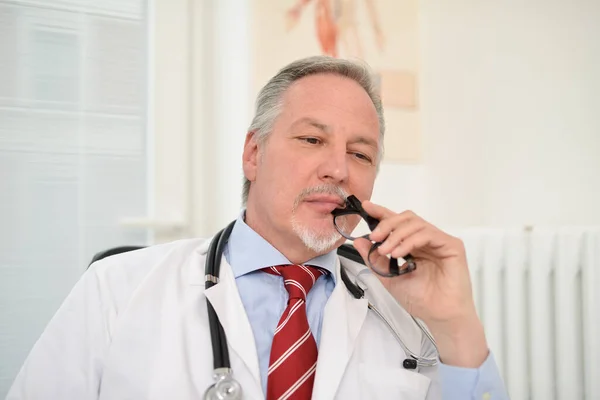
[303,195,345,212]
[304,194,345,206]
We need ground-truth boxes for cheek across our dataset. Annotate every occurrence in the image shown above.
[271,152,311,182]
[260,152,301,194]
[348,168,377,198]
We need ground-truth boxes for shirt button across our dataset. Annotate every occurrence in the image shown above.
[482,393,491,400]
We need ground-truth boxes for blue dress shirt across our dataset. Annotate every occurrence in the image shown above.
[224,214,508,399]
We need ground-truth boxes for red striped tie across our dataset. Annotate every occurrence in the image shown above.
[262,265,325,400]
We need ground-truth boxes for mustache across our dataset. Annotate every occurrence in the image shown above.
[293,184,349,210]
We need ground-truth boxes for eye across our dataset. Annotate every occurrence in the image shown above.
[300,137,322,145]
[350,152,373,164]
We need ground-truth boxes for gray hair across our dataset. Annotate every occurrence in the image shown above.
[242,55,385,205]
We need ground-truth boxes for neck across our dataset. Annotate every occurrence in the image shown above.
[244,202,337,265]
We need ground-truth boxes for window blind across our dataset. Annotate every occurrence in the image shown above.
[0,1,149,396]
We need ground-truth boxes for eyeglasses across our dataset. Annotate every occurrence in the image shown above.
[331,195,417,277]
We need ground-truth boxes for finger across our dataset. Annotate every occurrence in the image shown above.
[361,201,396,220]
[367,247,395,276]
[353,237,372,263]
[369,210,421,243]
[376,219,427,255]
[389,229,438,259]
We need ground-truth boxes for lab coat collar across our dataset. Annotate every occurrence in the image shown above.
[188,237,211,286]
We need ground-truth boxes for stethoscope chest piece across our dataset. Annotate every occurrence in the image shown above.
[203,368,243,400]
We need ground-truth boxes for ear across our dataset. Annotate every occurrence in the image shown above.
[242,131,259,182]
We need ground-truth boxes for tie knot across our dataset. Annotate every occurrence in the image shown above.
[263,265,326,300]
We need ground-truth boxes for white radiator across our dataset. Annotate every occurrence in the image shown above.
[456,228,600,400]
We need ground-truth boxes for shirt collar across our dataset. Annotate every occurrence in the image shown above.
[224,210,338,282]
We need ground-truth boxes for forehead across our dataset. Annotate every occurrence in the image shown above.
[278,73,380,137]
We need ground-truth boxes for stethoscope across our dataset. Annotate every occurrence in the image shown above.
[202,220,439,400]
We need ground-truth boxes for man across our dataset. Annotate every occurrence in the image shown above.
[7,56,508,399]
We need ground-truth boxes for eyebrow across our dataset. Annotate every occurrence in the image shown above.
[291,117,331,133]
[291,117,379,150]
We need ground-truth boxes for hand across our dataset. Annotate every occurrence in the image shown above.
[352,201,489,368]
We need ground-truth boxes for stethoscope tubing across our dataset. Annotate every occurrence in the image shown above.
[367,303,438,368]
[205,221,236,371]
[203,221,439,399]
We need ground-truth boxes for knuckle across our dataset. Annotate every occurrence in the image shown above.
[404,209,416,217]
[452,236,466,249]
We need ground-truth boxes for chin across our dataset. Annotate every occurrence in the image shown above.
[290,217,341,254]
[293,214,336,235]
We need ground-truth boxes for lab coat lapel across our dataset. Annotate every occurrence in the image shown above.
[356,264,424,356]
[312,258,368,400]
[203,257,262,394]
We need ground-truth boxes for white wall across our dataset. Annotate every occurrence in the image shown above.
[405,0,600,229]
[191,0,250,236]
[192,0,600,236]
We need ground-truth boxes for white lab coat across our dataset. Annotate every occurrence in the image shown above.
[7,236,442,400]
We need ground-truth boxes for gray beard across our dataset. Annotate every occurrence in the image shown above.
[290,183,351,253]
[291,217,342,253]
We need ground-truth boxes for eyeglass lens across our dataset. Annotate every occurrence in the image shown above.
[332,204,417,277]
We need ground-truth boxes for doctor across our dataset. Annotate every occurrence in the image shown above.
[7,56,509,400]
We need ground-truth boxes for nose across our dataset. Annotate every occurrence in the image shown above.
[317,145,349,184]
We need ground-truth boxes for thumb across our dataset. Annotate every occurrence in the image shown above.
[352,237,394,287]
[353,237,372,264]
